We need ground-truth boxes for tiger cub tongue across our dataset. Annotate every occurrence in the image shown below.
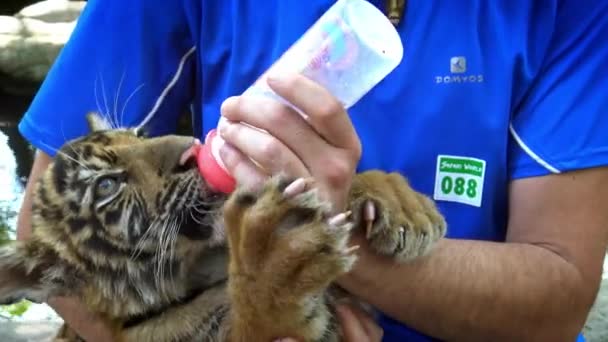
[179,139,202,166]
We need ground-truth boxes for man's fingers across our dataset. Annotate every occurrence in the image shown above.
[219,120,310,178]
[348,305,384,341]
[271,305,383,342]
[336,304,383,342]
[218,141,268,189]
[267,73,361,155]
[220,95,330,170]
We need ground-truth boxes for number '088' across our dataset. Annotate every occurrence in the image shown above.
[440,176,477,198]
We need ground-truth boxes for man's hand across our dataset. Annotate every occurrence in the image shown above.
[338,167,608,341]
[218,73,362,211]
[47,296,116,342]
[219,74,374,340]
[335,304,384,342]
[274,304,384,342]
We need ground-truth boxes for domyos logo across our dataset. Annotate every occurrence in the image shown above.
[435,56,484,84]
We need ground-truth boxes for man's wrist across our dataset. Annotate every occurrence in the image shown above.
[337,232,399,295]
[335,237,590,341]
[47,296,115,342]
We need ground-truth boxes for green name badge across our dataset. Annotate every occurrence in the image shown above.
[433,155,486,207]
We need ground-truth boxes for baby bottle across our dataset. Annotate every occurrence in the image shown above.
[197,0,404,193]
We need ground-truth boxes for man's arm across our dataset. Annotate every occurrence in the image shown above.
[15,150,50,241]
[337,167,608,341]
[214,73,607,342]
[16,150,115,342]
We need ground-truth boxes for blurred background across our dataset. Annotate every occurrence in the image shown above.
[1,2,82,339]
[0,1,605,341]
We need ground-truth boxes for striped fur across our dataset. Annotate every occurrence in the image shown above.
[1,113,232,341]
[0,112,446,341]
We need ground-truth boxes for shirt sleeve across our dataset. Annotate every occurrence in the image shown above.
[18,0,198,157]
[508,0,608,179]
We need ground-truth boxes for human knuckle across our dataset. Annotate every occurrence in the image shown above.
[316,100,342,119]
[223,96,243,119]
[340,144,361,169]
[350,140,362,160]
[323,158,352,187]
[267,104,292,127]
[220,124,236,140]
[259,139,282,163]
[219,149,238,170]
[283,74,301,90]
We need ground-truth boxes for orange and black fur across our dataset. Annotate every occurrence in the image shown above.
[0,112,446,341]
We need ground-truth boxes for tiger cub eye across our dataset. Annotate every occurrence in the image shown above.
[96,176,119,198]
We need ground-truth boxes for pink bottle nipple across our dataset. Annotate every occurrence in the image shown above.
[195,129,237,194]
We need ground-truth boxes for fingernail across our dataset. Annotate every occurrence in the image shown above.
[267,73,296,87]
[266,73,283,85]
[335,303,350,316]
[220,96,238,115]
[218,142,237,161]
[217,118,231,135]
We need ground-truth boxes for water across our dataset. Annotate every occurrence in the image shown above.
[0,132,23,234]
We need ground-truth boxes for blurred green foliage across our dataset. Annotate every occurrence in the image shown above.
[0,301,32,319]
[0,200,16,245]
[0,199,31,319]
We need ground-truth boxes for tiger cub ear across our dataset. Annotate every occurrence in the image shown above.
[86,112,112,132]
[0,242,58,305]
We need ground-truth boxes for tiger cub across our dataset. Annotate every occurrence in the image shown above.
[0,112,446,341]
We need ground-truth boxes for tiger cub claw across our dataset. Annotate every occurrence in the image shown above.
[350,171,447,263]
[224,175,358,299]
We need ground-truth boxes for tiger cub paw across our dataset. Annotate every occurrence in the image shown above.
[349,171,447,262]
[224,176,358,298]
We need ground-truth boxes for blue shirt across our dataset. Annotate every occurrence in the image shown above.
[18,0,608,341]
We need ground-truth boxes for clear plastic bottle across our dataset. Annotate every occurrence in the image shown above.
[197,0,404,193]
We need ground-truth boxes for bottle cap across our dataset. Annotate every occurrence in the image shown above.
[196,129,236,193]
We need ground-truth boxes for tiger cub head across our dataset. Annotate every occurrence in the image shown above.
[0,112,228,318]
